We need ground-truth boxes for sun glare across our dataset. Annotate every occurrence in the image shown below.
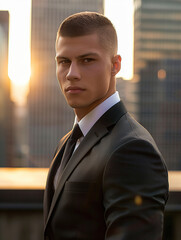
[105,0,134,80]
[0,0,133,104]
[0,0,31,105]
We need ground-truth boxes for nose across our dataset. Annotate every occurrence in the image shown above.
[66,62,80,81]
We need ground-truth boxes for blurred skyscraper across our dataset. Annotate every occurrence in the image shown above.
[116,78,139,120]
[133,0,181,169]
[0,11,14,167]
[28,0,104,167]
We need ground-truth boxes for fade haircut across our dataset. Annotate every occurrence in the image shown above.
[56,12,118,56]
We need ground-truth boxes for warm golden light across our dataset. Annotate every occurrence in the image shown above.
[0,168,48,189]
[105,0,134,80]
[158,69,166,80]
[0,0,31,105]
[0,0,133,105]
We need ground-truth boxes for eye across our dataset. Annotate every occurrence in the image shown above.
[61,59,70,64]
[56,58,70,65]
[82,58,94,63]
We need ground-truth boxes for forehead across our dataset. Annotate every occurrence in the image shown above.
[56,33,106,57]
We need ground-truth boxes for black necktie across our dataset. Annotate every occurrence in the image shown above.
[54,124,83,189]
[60,124,83,170]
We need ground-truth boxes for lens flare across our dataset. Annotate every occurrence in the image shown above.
[0,0,31,105]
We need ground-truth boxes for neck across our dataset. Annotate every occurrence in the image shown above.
[74,90,117,121]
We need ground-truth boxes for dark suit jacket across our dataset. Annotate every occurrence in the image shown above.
[44,101,169,240]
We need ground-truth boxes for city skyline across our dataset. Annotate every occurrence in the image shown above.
[0,0,31,105]
[0,0,133,106]
[0,0,180,171]
[133,0,181,170]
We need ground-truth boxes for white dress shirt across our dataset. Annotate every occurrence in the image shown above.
[74,91,120,150]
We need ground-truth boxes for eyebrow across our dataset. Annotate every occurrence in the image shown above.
[76,53,99,59]
[55,52,99,60]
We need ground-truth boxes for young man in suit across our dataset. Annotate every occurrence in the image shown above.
[44,12,169,240]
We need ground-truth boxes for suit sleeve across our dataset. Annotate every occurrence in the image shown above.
[103,139,169,240]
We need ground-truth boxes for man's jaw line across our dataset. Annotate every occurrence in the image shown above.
[72,92,116,121]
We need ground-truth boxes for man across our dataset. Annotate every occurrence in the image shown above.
[44,12,169,240]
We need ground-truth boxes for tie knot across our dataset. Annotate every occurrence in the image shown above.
[71,124,83,141]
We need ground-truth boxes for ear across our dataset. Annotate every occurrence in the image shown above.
[111,55,121,76]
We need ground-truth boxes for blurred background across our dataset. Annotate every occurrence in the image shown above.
[0,0,181,239]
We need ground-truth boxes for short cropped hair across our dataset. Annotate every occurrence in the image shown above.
[56,12,118,56]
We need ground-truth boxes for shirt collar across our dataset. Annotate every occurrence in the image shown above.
[74,91,120,137]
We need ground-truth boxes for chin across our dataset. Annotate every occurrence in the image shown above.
[67,102,81,109]
[68,102,88,110]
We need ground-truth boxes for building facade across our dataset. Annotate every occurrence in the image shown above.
[133,0,181,169]
[0,11,14,167]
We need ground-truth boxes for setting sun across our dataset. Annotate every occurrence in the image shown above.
[105,0,133,80]
[0,0,31,105]
[0,0,133,105]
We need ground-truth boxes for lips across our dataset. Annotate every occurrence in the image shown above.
[65,86,85,94]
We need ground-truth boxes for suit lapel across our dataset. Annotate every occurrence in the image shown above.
[45,101,127,228]
[44,133,70,221]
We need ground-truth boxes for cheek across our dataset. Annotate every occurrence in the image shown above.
[56,67,62,77]
[88,64,108,79]
[56,75,64,94]
[92,66,111,85]
[56,68,65,86]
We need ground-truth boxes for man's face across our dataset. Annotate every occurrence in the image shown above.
[55,33,119,120]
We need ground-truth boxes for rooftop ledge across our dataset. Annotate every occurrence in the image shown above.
[0,168,180,191]
[0,168,48,190]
